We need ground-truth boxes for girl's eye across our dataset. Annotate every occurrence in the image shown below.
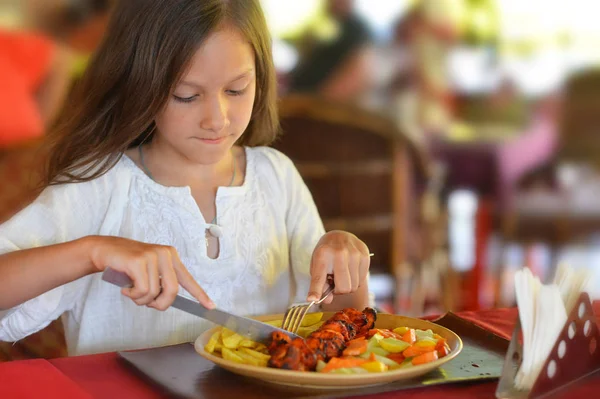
[173,95,197,103]
[226,88,247,96]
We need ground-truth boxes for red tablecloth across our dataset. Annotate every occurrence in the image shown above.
[1,306,599,399]
[0,358,92,399]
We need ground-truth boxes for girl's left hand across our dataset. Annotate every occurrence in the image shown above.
[307,230,370,304]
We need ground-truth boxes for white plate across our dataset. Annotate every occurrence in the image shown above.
[195,312,463,389]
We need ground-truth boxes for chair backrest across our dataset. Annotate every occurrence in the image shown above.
[557,68,600,166]
[0,141,44,223]
[272,94,414,273]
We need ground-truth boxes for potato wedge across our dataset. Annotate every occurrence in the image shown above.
[264,319,283,328]
[301,312,323,327]
[204,329,222,353]
[239,347,271,362]
[202,326,271,368]
[238,339,258,348]
[254,343,268,353]
[222,332,244,349]
[221,328,235,338]
[236,350,268,367]
[262,312,321,333]
[297,321,325,337]
[214,341,223,352]
[221,347,245,363]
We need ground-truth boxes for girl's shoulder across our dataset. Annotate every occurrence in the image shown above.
[0,156,135,234]
[246,146,297,175]
[246,146,307,188]
[40,155,135,203]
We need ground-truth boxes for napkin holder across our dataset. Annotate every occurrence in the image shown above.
[496,292,600,398]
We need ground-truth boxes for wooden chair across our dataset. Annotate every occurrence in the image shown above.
[272,94,454,314]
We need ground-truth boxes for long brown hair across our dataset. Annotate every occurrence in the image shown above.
[44,0,279,186]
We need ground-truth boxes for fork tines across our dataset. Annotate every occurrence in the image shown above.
[281,302,314,335]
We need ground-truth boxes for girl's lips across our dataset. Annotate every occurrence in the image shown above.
[195,137,226,144]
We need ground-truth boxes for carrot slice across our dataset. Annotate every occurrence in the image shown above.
[402,345,422,358]
[401,329,416,344]
[412,350,439,365]
[346,336,366,345]
[342,339,368,356]
[437,344,450,358]
[402,344,435,358]
[387,353,406,364]
[321,357,368,373]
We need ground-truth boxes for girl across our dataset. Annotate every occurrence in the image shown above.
[0,0,371,356]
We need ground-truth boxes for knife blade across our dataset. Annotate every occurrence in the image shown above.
[101,267,301,343]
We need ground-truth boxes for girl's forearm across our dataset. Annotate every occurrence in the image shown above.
[0,236,98,310]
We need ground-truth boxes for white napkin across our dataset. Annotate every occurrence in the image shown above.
[513,265,592,390]
[554,262,593,314]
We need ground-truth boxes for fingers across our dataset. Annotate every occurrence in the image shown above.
[358,245,371,285]
[307,247,332,302]
[117,245,214,310]
[134,254,161,306]
[148,247,179,311]
[332,250,351,295]
[121,259,149,301]
[306,265,327,302]
[322,280,334,304]
[122,254,160,307]
[349,251,361,291]
[308,232,371,302]
[171,249,215,309]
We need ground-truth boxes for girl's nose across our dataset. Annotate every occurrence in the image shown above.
[200,94,229,133]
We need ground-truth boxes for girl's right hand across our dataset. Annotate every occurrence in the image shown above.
[88,236,214,311]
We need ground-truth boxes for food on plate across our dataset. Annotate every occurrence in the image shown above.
[201,312,325,367]
[267,307,376,370]
[202,327,271,367]
[315,327,452,374]
[201,307,453,373]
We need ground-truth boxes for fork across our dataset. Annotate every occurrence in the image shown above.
[281,253,374,334]
[281,274,336,335]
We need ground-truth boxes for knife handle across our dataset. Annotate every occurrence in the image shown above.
[102,267,134,288]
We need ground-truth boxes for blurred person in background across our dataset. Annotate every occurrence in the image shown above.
[361,8,423,140]
[286,0,375,102]
[24,0,111,53]
[497,90,561,209]
[0,29,72,148]
[362,8,418,108]
[397,0,458,137]
[0,0,112,148]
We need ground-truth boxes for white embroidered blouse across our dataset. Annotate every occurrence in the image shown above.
[0,147,325,356]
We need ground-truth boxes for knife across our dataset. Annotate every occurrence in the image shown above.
[101,267,301,343]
